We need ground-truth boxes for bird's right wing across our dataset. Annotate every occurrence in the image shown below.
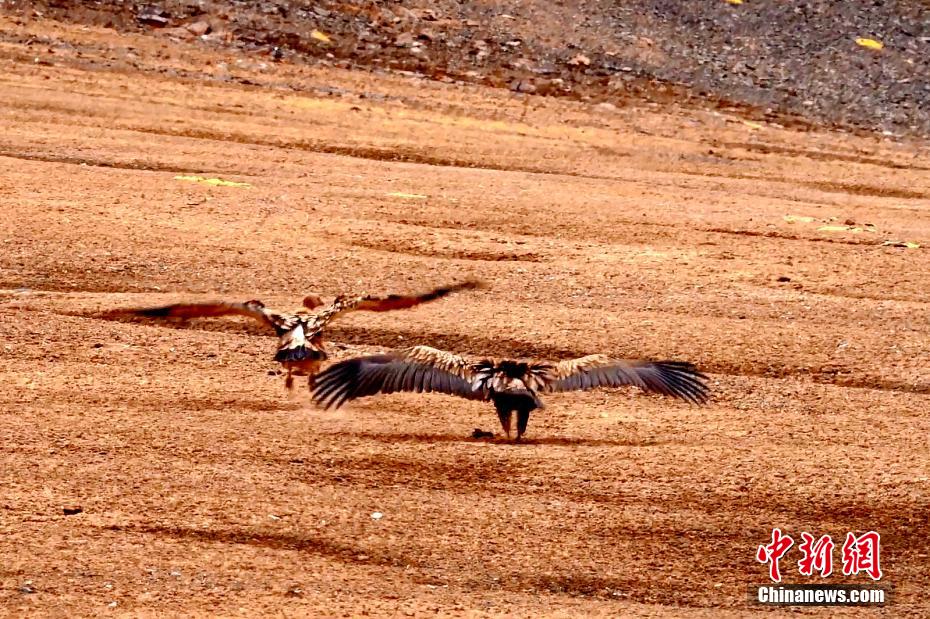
[312,345,487,410]
[539,355,710,404]
[104,301,283,333]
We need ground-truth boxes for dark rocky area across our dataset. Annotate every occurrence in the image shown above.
[7,0,930,137]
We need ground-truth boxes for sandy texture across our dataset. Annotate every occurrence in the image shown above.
[1,17,929,618]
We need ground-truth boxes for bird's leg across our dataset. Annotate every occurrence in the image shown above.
[306,361,321,392]
[285,367,294,391]
[516,409,531,442]
[496,409,513,439]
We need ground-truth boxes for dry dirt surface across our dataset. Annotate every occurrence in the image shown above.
[1,17,930,618]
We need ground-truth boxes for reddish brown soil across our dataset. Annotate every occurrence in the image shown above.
[1,17,929,618]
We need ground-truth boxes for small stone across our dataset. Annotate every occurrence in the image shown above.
[776,276,791,282]
[510,79,536,94]
[567,53,591,67]
[185,21,210,36]
[63,505,83,515]
[371,512,383,520]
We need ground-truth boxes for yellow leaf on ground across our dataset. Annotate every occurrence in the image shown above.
[311,30,332,43]
[386,192,428,199]
[174,175,251,188]
[856,38,883,50]
[725,0,743,4]
[742,120,763,129]
[784,215,815,223]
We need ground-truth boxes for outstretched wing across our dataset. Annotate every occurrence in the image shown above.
[312,280,486,327]
[312,345,486,410]
[106,301,286,333]
[537,355,709,404]
[353,280,485,312]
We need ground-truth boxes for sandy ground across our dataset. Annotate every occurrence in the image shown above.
[1,17,929,618]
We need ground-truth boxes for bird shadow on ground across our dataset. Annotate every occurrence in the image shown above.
[342,430,667,448]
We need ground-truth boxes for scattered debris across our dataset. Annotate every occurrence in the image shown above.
[184,20,210,36]
[881,240,920,249]
[855,37,883,50]
[386,191,428,199]
[136,7,169,27]
[310,30,331,44]
[567,53,591,67]
[174,175,251,188]
[818,224,877,233]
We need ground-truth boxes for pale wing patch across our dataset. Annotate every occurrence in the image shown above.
[550,354,616,379]
[400,345,476,380]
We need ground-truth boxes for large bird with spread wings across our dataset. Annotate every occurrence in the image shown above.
[108,282,483,391]
[312,345,709,440]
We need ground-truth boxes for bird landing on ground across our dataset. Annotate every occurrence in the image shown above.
[312,345,710,441]
[103,281,485,392]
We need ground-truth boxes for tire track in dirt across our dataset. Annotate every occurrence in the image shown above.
[10,99,929,210]
[718,140,930,173]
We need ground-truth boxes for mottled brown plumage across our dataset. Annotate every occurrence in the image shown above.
[312,345,710,440]
[108,282,484,391]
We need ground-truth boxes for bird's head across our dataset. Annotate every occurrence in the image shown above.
[302,294,325,310]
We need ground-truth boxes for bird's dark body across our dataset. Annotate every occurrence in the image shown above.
[273,342,327,363]
[490,390,542,439]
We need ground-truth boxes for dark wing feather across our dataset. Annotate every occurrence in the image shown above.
[540,355,709,404]
[106,300,278,327]
[312,353,488,410]
[345,280,485,313]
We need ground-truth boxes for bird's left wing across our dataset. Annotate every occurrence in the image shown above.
[312,345,487,410]
[536,355,710,404]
